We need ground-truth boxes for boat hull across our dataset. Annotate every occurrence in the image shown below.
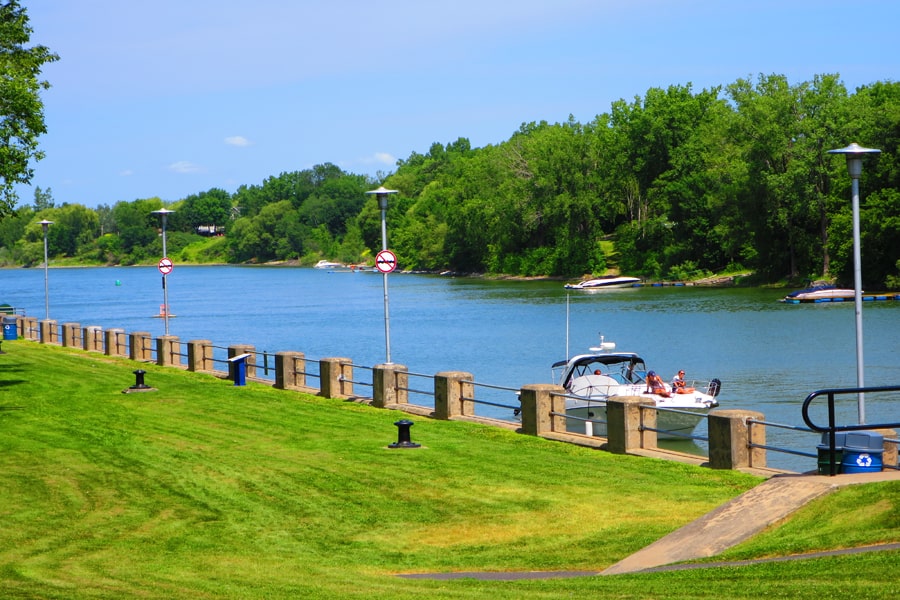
[566,401,708,440]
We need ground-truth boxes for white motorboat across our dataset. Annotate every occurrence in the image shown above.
[552,338,721,439]
[313,260,347,270]
[782,284,857,303]
[564,275,641,290]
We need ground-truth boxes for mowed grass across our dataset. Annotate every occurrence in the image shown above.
[0,341,896,599]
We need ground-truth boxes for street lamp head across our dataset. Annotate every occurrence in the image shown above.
[39,219,53,231]
[366,186,398,210]
[828,143,881,179]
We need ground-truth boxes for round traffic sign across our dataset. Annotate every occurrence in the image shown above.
[375,249,397,273]
[158,257,174,275]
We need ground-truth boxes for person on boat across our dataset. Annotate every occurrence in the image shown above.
[593,369,603,375]
[672,370,696,394]
[646,371,671,397]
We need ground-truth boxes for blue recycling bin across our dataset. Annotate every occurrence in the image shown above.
[228,353,251,386]
[2,316,17,340]
[840,431,884,474]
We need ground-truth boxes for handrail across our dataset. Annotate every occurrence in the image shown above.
[801,385,900,476]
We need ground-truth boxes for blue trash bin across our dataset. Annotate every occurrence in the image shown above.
[840,431,884,474]
[228,353,251,386]
[2,316,17,340]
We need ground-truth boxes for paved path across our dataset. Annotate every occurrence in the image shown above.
[398,470,898,580]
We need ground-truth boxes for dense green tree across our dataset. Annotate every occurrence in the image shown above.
[0,1,58,215]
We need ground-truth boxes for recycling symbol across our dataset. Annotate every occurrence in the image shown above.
[855,453,873,468]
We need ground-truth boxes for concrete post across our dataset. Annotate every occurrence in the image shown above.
[434,371,474,420]
[319,357,352,399]
[61,322,80,348]
[870,428,898,468]
[519,384,566,436]
[20,316,38,341]
[82,325,103,352]
[39,319,57,344]
[607,396,657,453]
[105,328,126,357]
[228,345,256,379]
[708,409,766,470]
[372,363,409,408]
[275,351,306,390]
[186,340,213,372]
[156,335,181,367]
[129,331,153,362]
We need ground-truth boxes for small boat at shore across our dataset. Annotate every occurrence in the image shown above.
[552,337,721,439]
[782,284,857,303]
[314,260,348,270]
[564,275,641,290]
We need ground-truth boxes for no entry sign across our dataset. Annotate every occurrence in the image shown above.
[375,249,397,273]
[158,257,174,275]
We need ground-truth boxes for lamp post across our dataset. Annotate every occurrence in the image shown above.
[827,142,881,423]
[39,219,53,320]
[366,186,398,364]
[151,208,175,336]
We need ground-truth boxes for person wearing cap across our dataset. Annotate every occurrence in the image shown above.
[646,370,671,397]
[672,369,696,394]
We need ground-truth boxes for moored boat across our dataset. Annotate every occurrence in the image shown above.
[564,275,641,290]
[782,284,857,303]
[553,337,721,439]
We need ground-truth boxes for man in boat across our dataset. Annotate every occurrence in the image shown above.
[672,370,695,394]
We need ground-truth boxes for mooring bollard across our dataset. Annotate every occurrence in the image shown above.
[389,419,421,449]
[130,369,150,390]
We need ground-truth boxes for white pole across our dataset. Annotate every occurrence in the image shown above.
[850,175,865,422]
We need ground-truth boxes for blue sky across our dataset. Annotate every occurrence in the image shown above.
[17,0,900,209]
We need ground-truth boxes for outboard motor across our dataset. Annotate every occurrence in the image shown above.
[708,378,722,398]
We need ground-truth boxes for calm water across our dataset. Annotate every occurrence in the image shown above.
[4,265,899,471]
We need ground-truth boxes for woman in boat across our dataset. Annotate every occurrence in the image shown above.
[646,371,671,398]
[672,370,696,394]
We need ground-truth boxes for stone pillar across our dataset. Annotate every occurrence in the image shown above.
[20,316,38,341]
[275,351,306,390]
[61,322,81,348]
[39,319,57,344]
[708,409,766,470]
[228,345,256,379]
[372,363,409,408]
[105,328,126,357]
[82,325,103,352]
[434,371,474,420]
[187,340,213,372]
[870,428,898,469]
[319,357,352,399]
[130,331,153,362]
[607,396,658,453]
[519,384,566,436]
[156,335,181,367]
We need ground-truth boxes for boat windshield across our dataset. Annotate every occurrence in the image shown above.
[561,355,647,387]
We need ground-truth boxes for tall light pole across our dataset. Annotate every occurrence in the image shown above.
[827,142,881,424]
[151,208,175,336]
[39,219,53,320]
[366,186,398,363]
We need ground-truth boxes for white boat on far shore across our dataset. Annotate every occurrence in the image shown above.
[564,275,641,290]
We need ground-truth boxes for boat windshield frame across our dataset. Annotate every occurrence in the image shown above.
[555,353,647,387]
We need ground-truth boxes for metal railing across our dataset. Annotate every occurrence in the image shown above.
[460,380,519,418]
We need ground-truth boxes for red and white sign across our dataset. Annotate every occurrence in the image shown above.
[158,257,174,275]
[375,249,397,273]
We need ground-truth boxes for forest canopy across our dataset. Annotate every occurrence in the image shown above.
[3,73,900,289]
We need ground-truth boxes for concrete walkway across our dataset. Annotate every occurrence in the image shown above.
[601,469,899,575]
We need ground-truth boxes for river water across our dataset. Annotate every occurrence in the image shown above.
[4,265,899,471]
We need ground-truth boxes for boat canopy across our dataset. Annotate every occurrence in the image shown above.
[555,352,648,387]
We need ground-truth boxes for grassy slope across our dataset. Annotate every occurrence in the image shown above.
[0,342,896,599]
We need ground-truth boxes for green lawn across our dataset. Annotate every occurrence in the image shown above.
[0,341,896,599]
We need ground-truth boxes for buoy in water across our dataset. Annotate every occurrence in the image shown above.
[115,280,121,286]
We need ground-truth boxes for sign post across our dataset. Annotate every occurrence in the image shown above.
[158,256,174,334]
[366,186,399,364]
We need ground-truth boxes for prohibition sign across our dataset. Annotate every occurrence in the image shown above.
[158,257,174,275]
[375,249,397,273]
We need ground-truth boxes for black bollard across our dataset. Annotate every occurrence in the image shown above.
[389,419,421,449]
[130,369,150,390]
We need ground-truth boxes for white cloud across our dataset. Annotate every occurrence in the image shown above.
[168,161,204,174]
[119,169,134,177]
[361,152,395,166]
[225,135,252,147]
